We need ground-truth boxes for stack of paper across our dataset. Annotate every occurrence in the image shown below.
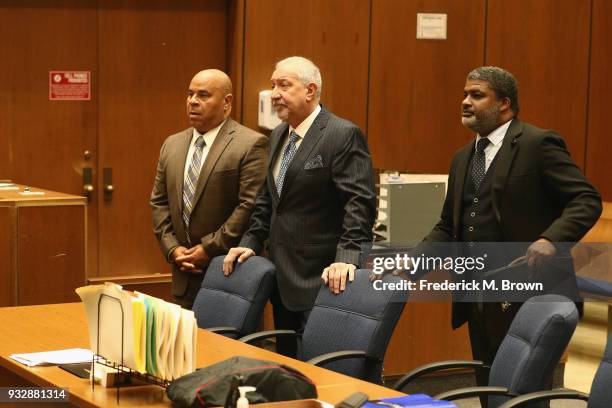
[76,283,197,381]
[0,182,18,190]
[10,348,94,367]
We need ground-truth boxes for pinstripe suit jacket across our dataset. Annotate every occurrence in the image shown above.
[240,106,376,311]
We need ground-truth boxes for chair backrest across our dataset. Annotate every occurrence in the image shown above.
[488,294,579,407]
[192,255,275,338]
[588,328,612,408]
[300,270,407,383]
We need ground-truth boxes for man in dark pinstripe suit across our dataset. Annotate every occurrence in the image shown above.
[224,56,376,357]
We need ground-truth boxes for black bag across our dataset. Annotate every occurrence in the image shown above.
[167,356,318,407]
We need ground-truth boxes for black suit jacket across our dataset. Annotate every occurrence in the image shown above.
[240,107,376,311]
[423,118,602,327]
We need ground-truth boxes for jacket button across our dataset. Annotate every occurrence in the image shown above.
[468,226,474,232]
[473,197,479,203]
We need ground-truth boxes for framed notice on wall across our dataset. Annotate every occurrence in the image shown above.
[49,71,91,101]
[416,13,448,40]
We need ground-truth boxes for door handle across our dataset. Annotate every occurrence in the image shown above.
[83,167,94,201]
[103,167,113,201]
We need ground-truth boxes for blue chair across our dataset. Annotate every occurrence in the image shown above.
[499,322,612,408]
[192,255,275,338]
[393,295,579,408]
[240,270,407,383]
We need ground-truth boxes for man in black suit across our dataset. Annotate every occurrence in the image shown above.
[422,66,602,399]
[224,56,376,356]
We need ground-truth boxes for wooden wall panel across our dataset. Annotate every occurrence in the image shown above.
[368,0,485,172]
[386,302,470,375]
[486,0,591,169]
[0,208,15,307]
[242,0,370,132]
[227,0,246,122]
[18,206,86,305]
[97,0,227,277]
[586,0,612,201]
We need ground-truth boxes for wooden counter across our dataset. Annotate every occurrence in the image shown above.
[0,184,86,306]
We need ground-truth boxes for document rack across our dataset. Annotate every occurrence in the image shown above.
[91,293,169,404]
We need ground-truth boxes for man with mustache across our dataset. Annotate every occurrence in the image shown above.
[151,69,268,309]
[224,56,376,357]
[423,66,601,403]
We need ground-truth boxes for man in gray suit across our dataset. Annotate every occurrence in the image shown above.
[224,56,376,356]
[151,69,268,309]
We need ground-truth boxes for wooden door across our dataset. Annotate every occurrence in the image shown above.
[0,1,229,280]
[0,0,100,277]
[96,0,227,277]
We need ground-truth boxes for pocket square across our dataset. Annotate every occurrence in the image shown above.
[304,154,324,170]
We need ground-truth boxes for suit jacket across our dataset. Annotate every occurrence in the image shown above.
[423,118,602,328]
[151,118,268,297]
[240,107,377,311]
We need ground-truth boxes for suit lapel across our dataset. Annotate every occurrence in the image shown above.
[452,143,473,233]
[191,119,235,206]
[491,118,522,223]
[278,108,329,202]
[268,123,290,202]
[175,128,193,208]
[269,123,289,171]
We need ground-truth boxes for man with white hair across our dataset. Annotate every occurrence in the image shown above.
[224,56,376,357]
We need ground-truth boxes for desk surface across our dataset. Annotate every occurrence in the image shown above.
[0,303,404,407]
[0,184,85,206]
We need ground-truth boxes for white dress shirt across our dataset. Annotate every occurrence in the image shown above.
[272,105,322,180]
[476,119,512,172]
[183,119,226,181]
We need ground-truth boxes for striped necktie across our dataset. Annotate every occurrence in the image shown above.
[183,135,206,228]
[276,130,300,195]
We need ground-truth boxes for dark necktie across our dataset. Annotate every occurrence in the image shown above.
[472,137,491,191]
[276,131,299,195]
[183,135,206,228]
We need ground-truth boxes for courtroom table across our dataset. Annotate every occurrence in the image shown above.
[0,303,405,407]
[0,184,86,307]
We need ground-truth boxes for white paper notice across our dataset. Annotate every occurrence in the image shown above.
[416,13,447,40]
[10,348,93,367]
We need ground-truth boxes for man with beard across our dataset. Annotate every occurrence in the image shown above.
[421,66,601,402]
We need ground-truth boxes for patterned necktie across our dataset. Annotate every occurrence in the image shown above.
[276,131,300,195]
[472,137,491,191]
[183,135,206,228]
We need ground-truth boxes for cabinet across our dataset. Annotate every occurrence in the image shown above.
[0,184,86,306]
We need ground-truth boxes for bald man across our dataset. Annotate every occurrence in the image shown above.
[151,69,268,309]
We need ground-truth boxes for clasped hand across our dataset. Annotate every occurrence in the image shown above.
[172,244,209,273]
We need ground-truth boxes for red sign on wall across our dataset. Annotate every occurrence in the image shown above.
[49,71,91,101]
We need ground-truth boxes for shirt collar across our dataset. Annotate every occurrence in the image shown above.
[192,119,227,147]
[289,105,321,139]
[476,118,512,148]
